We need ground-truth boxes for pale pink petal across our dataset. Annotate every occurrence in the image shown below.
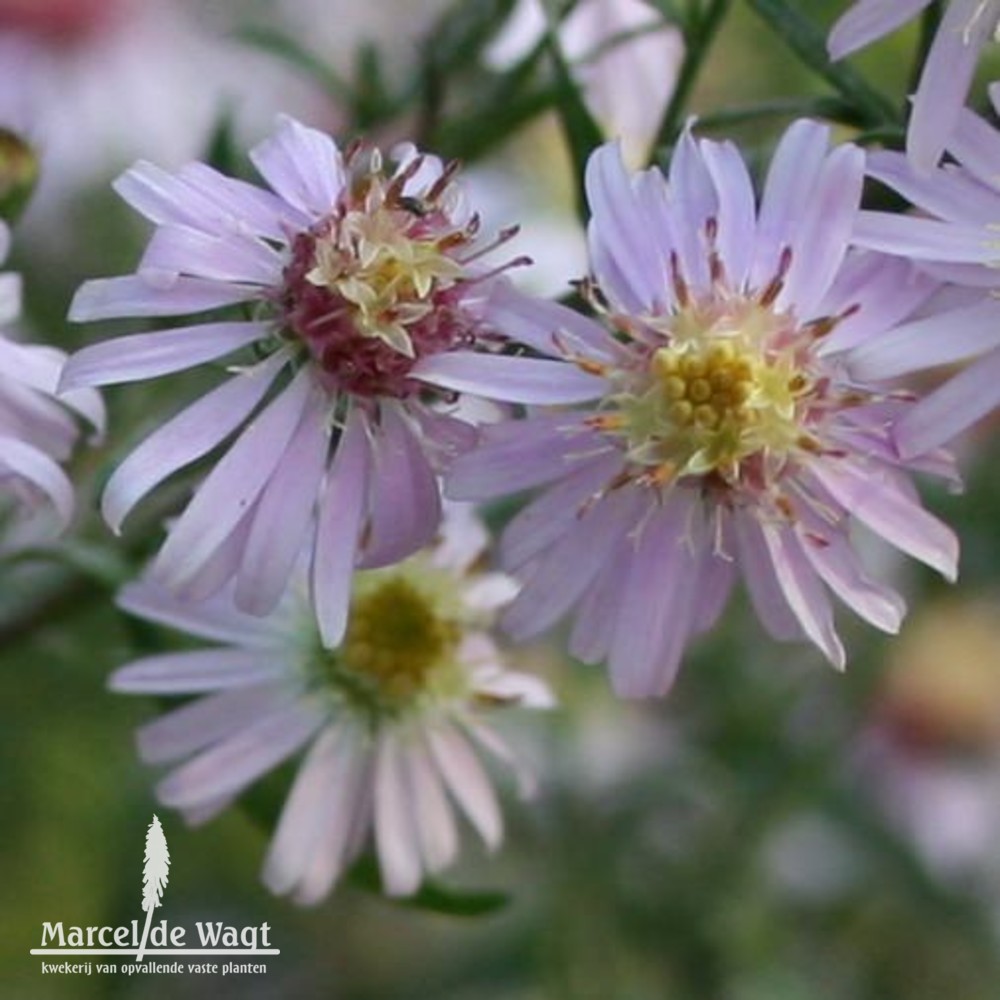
[235,386,330,615]
[447,413,606,502]
[69,275,256,321]
[109,650,287,694]
[412,352,608,405]
[249,116,344,217]
[427,722,502,850]
[732,512,806,642]
[585,140,665,310]
[140,224,282,286]
[152,368,313,590]
[0,435,74,526]
[779,143,865,316]
[896,346,1000,456]
[499,453,621,570]
[101,352,286,533]
[908,0,995,172]
[262,721,359,898]
[608,490,703,698]
[797,524,905,634]
[116,578,278,648]
[759,522,846,669]
[751,119,831,288]
[406,735,459,875]
[700,138,756,289]
[828,0,931,58]
[809,459,958,581]
[373,730,424,897]
[60,321,268,390]
[848,297,1000,380]
[853,212,992,263]
[501,485,639,640]
[486,281,616,359]
[156,698,325,809]
[358,404,440,568]
[135,684,292,765]
[312,404,371,648]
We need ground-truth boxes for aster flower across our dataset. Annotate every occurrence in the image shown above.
[109,506,552,902]
[828,0,1000,171]
[0,220,102,531]
[446,121,961,698]
[848,89,1000,457]
[61,117,593,642]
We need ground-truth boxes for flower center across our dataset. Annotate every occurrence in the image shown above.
[280,149,478,399]
[592,299,817,489]
[335,574,462,710]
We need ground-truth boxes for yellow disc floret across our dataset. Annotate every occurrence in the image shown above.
[326,559,467,714]
[306,198,463,358]
[612,306,812,483]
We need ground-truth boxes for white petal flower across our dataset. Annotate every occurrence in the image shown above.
[109,507,554,903]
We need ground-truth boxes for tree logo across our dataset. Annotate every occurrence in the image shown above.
[137,815,170,961]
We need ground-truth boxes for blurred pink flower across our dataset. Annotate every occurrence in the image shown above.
[0,219,102,530]
[110,506,553,902]
[0,0,325,223]
[487,0,682,165]
[447,122,962,697]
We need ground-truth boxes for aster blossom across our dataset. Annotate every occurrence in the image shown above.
[109,506,553,902]
[0,219,102,533]
[848,84,1000,457]
[60,116,589,645]
[447,121,961,698]
[828,0,1000,171]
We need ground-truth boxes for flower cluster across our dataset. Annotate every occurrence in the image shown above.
[9,0,1000,908]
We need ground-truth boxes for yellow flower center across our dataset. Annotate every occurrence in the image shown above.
[306,201,463,358]
[337,574,462,709]
[609,305,812,483]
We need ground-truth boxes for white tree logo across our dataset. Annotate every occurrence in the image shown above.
[136,814,170,961]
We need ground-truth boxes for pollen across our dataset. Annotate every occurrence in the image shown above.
[608,314,815,486]
[339,576,461,706]
[279,146,480,399]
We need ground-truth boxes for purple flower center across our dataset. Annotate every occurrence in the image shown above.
[279,156,478,399]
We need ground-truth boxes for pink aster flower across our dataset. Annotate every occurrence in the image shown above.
[849,87,1000,456]
[828,0,1000,171]
[60,117,592,643]
[0,220,102,530]
[446,121,961,698]
[109,506,553,902]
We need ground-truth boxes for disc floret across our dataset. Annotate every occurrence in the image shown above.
[280,147,482,398]
[320,556,468,717]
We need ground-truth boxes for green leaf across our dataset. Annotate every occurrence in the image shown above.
[744,0,901,129]
[545,25,604,223]
[202,110,245,179]
[418,0,519,78]
[348,855,511,917]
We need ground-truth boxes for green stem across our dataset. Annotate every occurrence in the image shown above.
[652,0,733,155]
[744,0,901,130]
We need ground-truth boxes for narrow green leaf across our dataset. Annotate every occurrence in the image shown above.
[545,28,604,223]
[744,0,901,129]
